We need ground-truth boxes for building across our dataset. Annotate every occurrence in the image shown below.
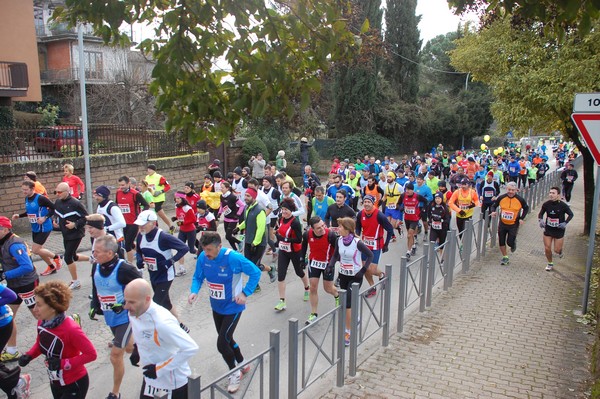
[0,0,42,105]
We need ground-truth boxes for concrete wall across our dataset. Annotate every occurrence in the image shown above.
[1,151,209,231]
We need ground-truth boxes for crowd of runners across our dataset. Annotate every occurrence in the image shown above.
[0,138,579,398]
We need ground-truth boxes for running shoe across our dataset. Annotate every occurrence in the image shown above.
[500,256,509,266]
[72,313,82,328]
[303,290,309,301]
[240,364,251,375]
[227,370,242,393]
[179,322,190,333]
[391,235,397,243]
[334,296,340,307]
[40,265,57,276]
[254,284,262,293]
[13,373,31,399]
[268,267,277,283]
[169,225,176,235]
[175,267,187,277]
[53,255,63,271]
[545,263,554,271]
[305,313,318,325]
[365,288,376,298]
[68,280,81,290]
[274,299,286,311]
[406,251,411,260]
[411,246,416,256]
[511,240,517,253]
[344,330,351,347]
[106,393,120,399]
[557,251,564,259]
[0,350,21,362]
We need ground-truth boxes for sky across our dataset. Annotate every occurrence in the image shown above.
[416,0,477,45]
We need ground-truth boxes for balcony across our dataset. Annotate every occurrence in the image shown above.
[40,67,109,84]
[0,62,29,98]
[36,23,101,42]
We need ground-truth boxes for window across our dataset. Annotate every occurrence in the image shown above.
[83,51,103,79]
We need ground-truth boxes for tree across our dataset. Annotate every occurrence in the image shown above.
[450,19,600,234]
[384,0,421,102]
[55,0,359,143]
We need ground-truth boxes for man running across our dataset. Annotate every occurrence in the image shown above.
[560,162,578,204]
[144,164,174,234]
[301,216,340,324]
[398,183,428,259]
[538,187,574,271]
[490,182,530,266]
[447,178,480,236]
[189,232,260,393]
[89,235,141,399]
[12,180,62,276]
[326,174,355,207]
[355,195,394,297]
[383,172,404,241]
[324,190,356,234]
[116,176,149,263]
[478,171,501,220]
[94,185,127,243]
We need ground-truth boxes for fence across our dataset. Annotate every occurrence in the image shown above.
[0,124,206,163]
[151,160,571,398]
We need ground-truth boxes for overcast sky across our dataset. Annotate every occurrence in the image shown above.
[417,0,477,45]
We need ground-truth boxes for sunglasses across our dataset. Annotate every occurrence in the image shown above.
[54,190,66,194]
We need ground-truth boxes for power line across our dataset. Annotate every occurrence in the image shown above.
[389,49,467,75]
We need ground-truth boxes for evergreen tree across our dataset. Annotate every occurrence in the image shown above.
[384,0,422,102]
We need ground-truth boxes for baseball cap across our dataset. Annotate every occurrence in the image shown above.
[0,216,12,229]
[461,178,471,185]
[134,210,158,225]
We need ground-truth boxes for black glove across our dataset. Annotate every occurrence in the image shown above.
[47,357,61,371]
[458,210,466,217]
[249,244,256,254]
[143,364,157,379]
[382,244,389,253]
[170,216,177,222]
[232,227,240,235]
[153,190,163,197]
[18,354,32,367]
[324,266,334,280]
[130,344,140,367]
[111,304,124,314]
[558,222,567,229]
[355,267,367,280]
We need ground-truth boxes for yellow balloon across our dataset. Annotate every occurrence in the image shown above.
[493,149,499,156]
[484,134,490,142]
[497,147,503,153]
[480,144,487,151]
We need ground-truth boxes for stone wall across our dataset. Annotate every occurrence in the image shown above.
[1,151,209,231]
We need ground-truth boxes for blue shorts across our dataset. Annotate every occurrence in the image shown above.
[362,249,381,264]
[384,208,402,221]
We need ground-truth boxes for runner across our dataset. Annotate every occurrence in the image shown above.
[301,216,340,324]
[53,182,88,290]
[188,232,260,393]
[326,174,355,207]
[477,171,501,220]
[94,186,126,243]
[219,182,245,251]
[361,174,384,209]
[116,176,149,263]
[12,181,62,276]
[355,195,394,298]
[490,182,530,266]
[62,164,84,199]
[125,279,198,399]
[231,167,248,200]
[273,198,310,311]
[173,191,197,277]
[427,193,451,259]
[383,172,404,240]
[261,176,281,256]
[182,182,200,210]
[327,217,373,346]
[89,235,141,399]
[23,171,47,197]
[324,190,356,234]
[414,174,433,242]
[447,178,480,236]
[398,183,428,259]
[311,186,334,220]
[0,217,39,363]
[560,162,578,204]
[538,186,574,271]
[144,164,174,234]
[139,180,155,211]
[280,181,305,218]
[134,210,190,332]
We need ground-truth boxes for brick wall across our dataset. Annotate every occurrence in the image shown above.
[1,151,209,231]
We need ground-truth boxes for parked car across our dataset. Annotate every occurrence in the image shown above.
[33,126,83,157]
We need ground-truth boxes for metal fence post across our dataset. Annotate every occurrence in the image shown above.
[462,220,473,273]
[420,242,429,312]
[337,289,346,387]
[270,330,280,399]
[288,319,299,399]
[382,264,392,347]
[349,283,360,377]
[426,242,435,308]
[153,391,168,399]
[187,375,201,399]
[446,230,457,289]
[490,213,498,248]
[397,257,407,333]
[482,210,489,258]
[476,213,484,261]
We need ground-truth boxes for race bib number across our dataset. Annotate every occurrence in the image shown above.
[330,227,340,235]
[27,214,37,223]
[339,263,355,276]
[144,256,158,272]
[118,204,131,214]
[509,167,516,173]
[98,294,117,312]
[143,381,172,399]
[501,211,514,221]
[567,176,573,182]
[386,203,396,210]
[278,241,291,252]
[46,368,63,382]
[405,207,416,215]
[310,260,327,270]
[223,206,232,216]
[484,190,494,198]
[362,236,377,250]
[432,220,442,230]
[459,203,470,211]
[208,282,225,300]
[18,290,36,307]
[547,217,559,228]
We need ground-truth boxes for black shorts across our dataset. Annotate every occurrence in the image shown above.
[123,224,139,252]
[110,323,133,349]
[405,220,419,231]
[498,222,519,247]
[338,274,363,308]
[140,379,187,399]
[307,260,334,281]
[429,228,448,245]
[544,227,565,239]
[32,231,51,245]
[420,212,428,222]
[154,201,165,212]
[152,280,173,310]
[8,279,39,309]
[269,218,278,228]
[63,237,83,265]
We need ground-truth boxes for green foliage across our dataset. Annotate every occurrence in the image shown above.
[0,106,15,129]
[37,104,60,127]
[332,132,393,160]
[239,119,288,163]
[60,144,82,158]
[55,0,360,144]
[286,145,320,168]
[241,136,269,167]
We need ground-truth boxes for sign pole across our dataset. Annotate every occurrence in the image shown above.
[582,165,600,314]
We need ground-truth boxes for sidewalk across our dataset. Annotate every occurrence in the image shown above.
[321,175,593,398]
